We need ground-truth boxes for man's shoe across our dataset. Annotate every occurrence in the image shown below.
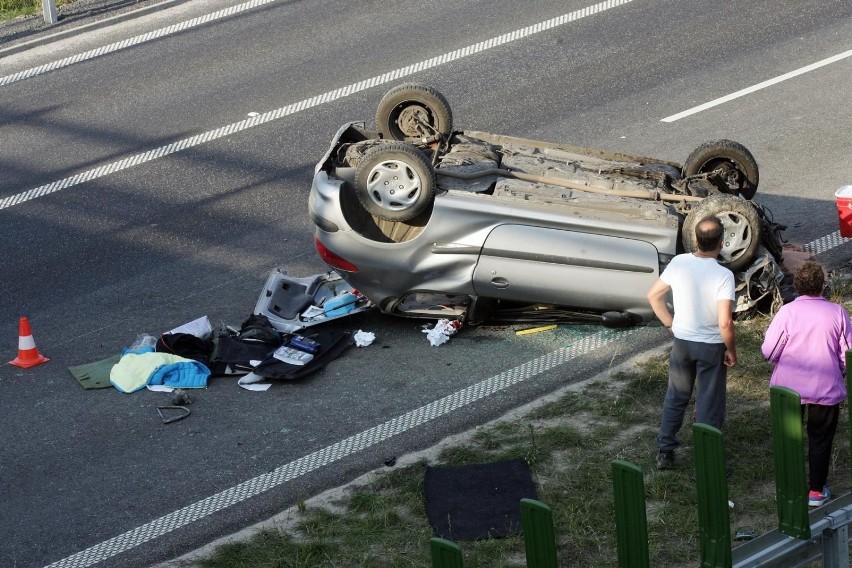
[656,449,675,470]
[808,487,831,507]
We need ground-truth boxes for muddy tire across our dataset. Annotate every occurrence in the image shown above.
[683,140,759,200]
[682,194,761,272]
[354,142,436,222]
[376,83,453,142]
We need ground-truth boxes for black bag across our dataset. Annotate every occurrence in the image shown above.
[251,330,353,380]
[237,314,283,346]
[208,334,275,376]
[156,333,214,367]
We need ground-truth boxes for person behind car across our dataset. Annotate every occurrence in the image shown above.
[761,261,852,506]
[646,215,736,470]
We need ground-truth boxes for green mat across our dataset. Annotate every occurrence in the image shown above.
[68,355,121,390]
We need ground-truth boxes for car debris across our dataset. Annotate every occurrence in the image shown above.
[171,388,192,405]
[515,325,558,336]
[253,269,372,333]
[157,405,191,424]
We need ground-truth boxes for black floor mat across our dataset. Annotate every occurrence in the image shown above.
[424,458,538,541]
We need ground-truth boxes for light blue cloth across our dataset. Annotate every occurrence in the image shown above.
[148,360,210,389]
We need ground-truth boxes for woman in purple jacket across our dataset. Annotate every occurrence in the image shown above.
[761,261,852,507]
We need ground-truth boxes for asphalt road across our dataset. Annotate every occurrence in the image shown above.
[1,1,851,567]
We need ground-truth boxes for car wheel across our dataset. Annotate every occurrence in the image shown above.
[682,140,759,200]
[354,142,436,222]
[376,83,453,142]
[682,194,761,272]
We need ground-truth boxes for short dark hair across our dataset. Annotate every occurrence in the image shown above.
[793,261,825,296]
[695,216,724,252]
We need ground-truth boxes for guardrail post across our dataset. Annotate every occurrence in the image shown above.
[612,460,649,567]
[520,498,558,568]
[770,386,810,539]
[42,0,58,24]
[430,537,464,568]
[821,510,851,568]
[693,424,732,567]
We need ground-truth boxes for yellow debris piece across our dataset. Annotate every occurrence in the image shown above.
[515,324,557,336]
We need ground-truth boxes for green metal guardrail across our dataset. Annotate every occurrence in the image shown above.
[770,386,810,539]
[612,460,649,567]
[520,498,558,568]
[430,537,464,568]
[693,424,732,567]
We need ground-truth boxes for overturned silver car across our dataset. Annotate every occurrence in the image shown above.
[272,84,786,329]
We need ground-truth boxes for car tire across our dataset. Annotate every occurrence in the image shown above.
[376,83,453,142]
[682,140,759,200]
[354,142,436,222]
[682,194,761,272]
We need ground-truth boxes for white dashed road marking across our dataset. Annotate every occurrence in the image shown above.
[803,230,851,255]
[1,0,634,212]
[46,328,634,567]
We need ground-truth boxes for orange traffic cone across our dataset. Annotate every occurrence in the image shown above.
[9,317,49,368]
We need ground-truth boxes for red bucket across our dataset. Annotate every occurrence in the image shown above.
[836,186,852,238]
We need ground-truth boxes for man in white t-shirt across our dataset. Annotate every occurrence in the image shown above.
[646,215,737,470]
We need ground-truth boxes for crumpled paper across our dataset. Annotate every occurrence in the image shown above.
[354,330,376,347]
[423,319,462,346]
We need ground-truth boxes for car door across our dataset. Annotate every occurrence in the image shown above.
[471,224,660,312]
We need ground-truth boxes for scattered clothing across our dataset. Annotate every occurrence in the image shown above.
[238,314,283,346]
[156,332,214,366]
[209,335,277,375]
[147,358,210,389]
[67,355,122,390]
[110,351,210,393]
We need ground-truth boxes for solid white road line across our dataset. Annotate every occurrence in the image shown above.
[661,49,852,123]
[0,0,634,212]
